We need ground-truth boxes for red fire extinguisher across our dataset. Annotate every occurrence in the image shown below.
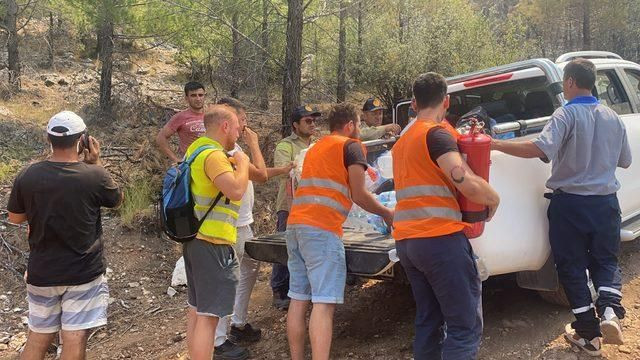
[456,119,492,239]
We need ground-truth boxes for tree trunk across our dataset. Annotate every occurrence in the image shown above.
[582,0,591,50]
[258,0,270,110]
[230,11,240,98]
[98,9,114,117]
[398,0,406,43]
[281,0,304,136]
[6,0,20,92]
[353,0,364,85]
[47,12,55,69]
[336,0,347,103]
[357,0,363,52]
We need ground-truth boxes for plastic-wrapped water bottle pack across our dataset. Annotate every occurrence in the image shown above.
[344,150,397,235]
[345,191,396,235]
[366,191,396,234]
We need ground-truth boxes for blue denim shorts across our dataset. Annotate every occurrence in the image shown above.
[286,225,346,304]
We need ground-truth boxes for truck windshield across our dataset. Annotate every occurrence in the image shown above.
[447,75,558,128]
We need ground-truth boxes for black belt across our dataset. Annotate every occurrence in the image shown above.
[543,189,566,199]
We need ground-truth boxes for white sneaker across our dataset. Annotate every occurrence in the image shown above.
[600,307,624,345]
[564,324,602,357]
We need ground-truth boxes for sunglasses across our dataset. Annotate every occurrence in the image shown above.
[302,118,316,125]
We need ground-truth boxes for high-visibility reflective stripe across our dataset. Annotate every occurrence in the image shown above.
[572,304,594,314]
[396,185,455,200]
[292,195,350,217]
[193,194,240,212]
[598,287,622,296]
[298,178,350,198]
[394,207,462,222]
[194,209,238,223]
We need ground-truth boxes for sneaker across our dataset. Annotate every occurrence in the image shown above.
[214,340,249,360]
[600,307,624,345]
[229,323,262,344]
[273,291,290,311]
[563,324,602,357]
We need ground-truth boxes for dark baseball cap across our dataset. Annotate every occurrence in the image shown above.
[292,105,321,122]
[362,98,385,112]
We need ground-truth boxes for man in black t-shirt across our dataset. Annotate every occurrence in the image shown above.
[392,73,500,360]
[8,111,121,360]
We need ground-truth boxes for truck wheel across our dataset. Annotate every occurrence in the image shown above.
[537,288,570,307]
[537,280,596,308]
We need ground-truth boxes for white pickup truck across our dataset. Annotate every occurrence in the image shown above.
[246,51,640,304]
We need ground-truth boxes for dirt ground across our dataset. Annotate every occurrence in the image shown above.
[1,221,640,360]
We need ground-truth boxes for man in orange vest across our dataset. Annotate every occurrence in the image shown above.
[285,103,394,360]
[393,72,500,360]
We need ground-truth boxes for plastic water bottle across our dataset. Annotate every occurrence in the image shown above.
[367,214,389,234]
[366,167,385,192]
[376,191,396,203]
[346,205,374,232]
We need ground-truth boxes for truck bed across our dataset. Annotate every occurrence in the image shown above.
[245,137,402,280]
[245,227,398,279]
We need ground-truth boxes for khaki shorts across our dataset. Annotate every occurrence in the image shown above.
[26,275,109,333]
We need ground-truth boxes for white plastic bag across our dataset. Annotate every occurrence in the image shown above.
[171,256,187,287]
[293,145,312,182]
[376,151,393,179]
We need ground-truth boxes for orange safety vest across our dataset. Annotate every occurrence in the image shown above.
[288,134,363,236]
[392,120,468,240]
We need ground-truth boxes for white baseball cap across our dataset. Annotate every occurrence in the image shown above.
[47,111,87,136]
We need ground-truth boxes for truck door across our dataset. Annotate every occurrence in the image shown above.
[594,67,640,230]
[593,69,633,114]
[620,68,640,109]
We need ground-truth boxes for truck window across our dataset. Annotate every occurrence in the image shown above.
[447,76,557,129]
[623,69,640,102]
[594,70,632,115]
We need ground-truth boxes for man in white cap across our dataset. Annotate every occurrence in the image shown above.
[7,111,122,360]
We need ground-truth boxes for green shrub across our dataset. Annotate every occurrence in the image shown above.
[119,178,155,228]
[0,159,22,184]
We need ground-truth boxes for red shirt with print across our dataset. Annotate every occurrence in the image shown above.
[165,109,205,155]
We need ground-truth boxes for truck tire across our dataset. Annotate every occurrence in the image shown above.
[537,280,596,307]
[537,287,570,307]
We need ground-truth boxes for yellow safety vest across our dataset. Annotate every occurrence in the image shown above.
[185,137,241,245]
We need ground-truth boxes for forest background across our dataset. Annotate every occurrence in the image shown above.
[2,0,639,125]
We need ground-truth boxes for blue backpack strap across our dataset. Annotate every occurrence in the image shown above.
[185,144,220,165]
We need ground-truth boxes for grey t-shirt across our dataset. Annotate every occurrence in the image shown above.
[532,96,632,195]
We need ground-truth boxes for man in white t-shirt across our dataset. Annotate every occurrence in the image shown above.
[213,98,293,359]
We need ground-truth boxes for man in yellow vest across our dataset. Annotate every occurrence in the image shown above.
[393,73,500,360]
[286,103,394,360]
[182,105,250,360]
